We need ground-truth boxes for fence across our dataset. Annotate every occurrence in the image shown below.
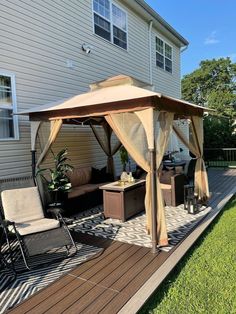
[204,148,236,168]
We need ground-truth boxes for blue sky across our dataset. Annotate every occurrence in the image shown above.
[145,0,236,76]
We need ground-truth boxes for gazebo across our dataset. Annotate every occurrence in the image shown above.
[19,75,210,253]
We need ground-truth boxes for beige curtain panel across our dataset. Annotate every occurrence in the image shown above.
[106,108,173,246]
[173,117,209,201]
[36,119,63,168]
[30,121,41,151]
[90,121,121,177]
[106,111,153,233]
[155,112,174,246]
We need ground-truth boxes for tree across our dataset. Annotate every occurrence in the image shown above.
[181,58,236,147]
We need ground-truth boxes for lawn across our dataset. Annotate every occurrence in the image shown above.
[140,196,236,314]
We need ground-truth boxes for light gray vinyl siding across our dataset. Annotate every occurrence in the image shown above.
[152,31,181,98]
[0,0,182,179]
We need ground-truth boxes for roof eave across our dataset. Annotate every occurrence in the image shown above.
[134,0,189,47]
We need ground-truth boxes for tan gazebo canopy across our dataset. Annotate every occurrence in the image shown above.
[19,75,210,253]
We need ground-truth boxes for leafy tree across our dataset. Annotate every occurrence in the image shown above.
[182,58,236,147]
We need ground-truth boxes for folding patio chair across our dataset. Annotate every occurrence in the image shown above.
[0,219,17,279]
[1,186,77,270]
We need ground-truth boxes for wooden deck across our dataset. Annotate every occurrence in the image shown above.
[8,168,236,314]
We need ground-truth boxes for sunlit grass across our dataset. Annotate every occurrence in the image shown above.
[140,196,236,314]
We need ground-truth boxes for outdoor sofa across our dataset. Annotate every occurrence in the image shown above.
[64,166,112,216]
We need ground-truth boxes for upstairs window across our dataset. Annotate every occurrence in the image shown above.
[156,37,173,73]
[0,74,18,140]
[93,0,127,50]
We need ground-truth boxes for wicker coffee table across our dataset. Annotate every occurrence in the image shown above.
[99,179,146,222]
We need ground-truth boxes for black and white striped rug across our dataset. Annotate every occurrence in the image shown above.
[0,242,102,314]
[69,204,210,252]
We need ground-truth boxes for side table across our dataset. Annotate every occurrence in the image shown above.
[99,180,146,222]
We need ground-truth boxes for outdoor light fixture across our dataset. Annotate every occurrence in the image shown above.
[81,43,92,54]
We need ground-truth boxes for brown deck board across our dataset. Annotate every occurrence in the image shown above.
[62,285,118,314]
[26,277,86,314]
[82,244,141,283]
[99,246,149,288]
[7,274,75,314]
[7,169,236,314]
[71,242,131,278]
[46,281,102,314]
[81,289,119,314]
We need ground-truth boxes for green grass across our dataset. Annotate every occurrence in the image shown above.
[140,196,236,314]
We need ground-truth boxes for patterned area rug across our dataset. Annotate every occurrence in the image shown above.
[69,204,211,252]
[0,242,102,314]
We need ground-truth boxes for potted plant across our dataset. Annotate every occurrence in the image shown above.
[37,148,73,206]
[119,146,130,181]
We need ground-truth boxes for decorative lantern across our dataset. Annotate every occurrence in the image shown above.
[184,184,194,211]
[187,193,198,214]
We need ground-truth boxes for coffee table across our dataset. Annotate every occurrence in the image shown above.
[99,179,146,222]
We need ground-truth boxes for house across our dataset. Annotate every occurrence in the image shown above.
[0,0,189,179]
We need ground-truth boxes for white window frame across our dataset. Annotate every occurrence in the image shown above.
[155,36,173,74]
[0,71,19,141]
[92,0,128,51]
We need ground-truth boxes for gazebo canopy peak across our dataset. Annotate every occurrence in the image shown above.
[17,74,212,122]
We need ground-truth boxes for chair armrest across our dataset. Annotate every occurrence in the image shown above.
[0,218,15,228]
[47,207,64,216]
[47,207,65,222]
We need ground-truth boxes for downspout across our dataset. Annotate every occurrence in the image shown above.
[180,45,188,54]
[148,20,153,85]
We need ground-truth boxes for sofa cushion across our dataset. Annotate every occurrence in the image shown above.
[67,167,92,187]
[10,218,60,236]
[90,166,113,183]
[68,186,87,199]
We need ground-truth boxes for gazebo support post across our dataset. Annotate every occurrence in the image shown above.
[31,150,36,183]
[150,148,158,253]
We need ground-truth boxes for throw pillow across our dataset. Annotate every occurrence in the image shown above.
[91,166,110,183]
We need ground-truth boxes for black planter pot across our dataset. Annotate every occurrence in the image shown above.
[48,191,68,209]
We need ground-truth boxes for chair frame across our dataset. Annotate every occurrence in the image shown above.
[0,218,17,279]
[1,190,77,271]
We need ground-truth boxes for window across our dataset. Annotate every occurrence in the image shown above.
[0,74,18,140]
[93,0,127,50]
[156,37,172,73]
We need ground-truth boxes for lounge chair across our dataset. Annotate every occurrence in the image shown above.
[1,186,77,270]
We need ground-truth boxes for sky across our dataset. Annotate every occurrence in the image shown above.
[145,0,236,76]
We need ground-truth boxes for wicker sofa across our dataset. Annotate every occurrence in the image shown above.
[64,166,112,216]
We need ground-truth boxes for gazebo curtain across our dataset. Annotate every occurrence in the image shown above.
[155,112,174,245]
[90,121,121,178]
[106,108,174,246]
[30,121,41,151]
[33,119,63,168]
[173,116,209,200]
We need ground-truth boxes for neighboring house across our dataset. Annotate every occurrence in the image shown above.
[0,0,189,179]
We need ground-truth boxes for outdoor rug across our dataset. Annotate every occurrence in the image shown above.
[69,204,211,252]
[0,242,102,314]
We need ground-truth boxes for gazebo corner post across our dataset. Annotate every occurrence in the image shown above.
[150,148,158,253]
[31,149,36,182]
